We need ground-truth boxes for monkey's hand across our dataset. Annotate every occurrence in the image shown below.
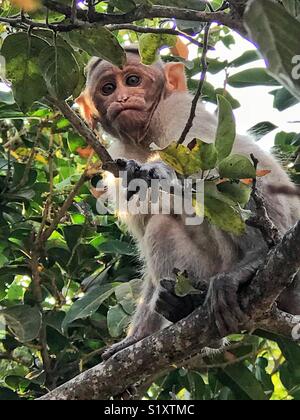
[205,257,264,337]
[156,279,205,323]
[115,158,177,201]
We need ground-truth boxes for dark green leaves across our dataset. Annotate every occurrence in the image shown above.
[245,0,300,100]
[39,46,80,100]
[62,284,116,331]
[63,27,125,67]
[0,305,42,342]
[218,363,267,400]
[1,33,48,112]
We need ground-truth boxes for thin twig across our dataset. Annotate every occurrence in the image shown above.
[48,98,119,177]
[246,154,282,248]
[177,24,211,145]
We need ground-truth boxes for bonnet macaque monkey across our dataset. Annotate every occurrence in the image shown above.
[77,47,300,359]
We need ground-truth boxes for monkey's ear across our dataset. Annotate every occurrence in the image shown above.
[164,63,187,92]
[75,92,98,129]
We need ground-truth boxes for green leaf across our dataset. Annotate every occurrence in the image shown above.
[175,273,200,297]
[39,46,80,100]
[62,284,116,331]
[204,194,245,235]
[214,89,241,109]
[67,132,86,153]
[107,304,131,338]
[218,364,267,400]
[0,305,42,342]
[217,182,251,207]
[115,282,137,315]
[245,0,300,100]
[204,182,246,235]
[109,0,136,11]
[228,50,260,68]
[63,27,125,67]
[218,155,256,180]
[98,240,135,256]
[63,225,85,252]
[0,387,20,401]
[270,88,299,111]
[247,121,278,141]
[1,33,49,112]
[228,68,280,88]
[198,141,218,170]
[139,33,177,65]
[281,0,300,19]
[215,95,236,161]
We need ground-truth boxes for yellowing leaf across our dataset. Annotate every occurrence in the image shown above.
[256,169,271,177]
[159,140,217,176]
[35,154,48,165]
[159,141,201,176]
[170,37,189,60]
[240,169,271,185]
[139,33,177,65]
[9,0,40,11]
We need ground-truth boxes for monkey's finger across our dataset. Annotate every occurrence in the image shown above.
[214,288,234,337]
[225,287,249,325]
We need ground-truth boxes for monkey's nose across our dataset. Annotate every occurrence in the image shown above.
[117,96,129,103]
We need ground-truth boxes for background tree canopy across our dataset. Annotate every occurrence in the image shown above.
[0,0,300,401]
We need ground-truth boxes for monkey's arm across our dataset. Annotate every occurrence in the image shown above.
[115,158,178,200]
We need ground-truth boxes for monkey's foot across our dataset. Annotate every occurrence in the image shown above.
[115,159,176,201]
[205,273,249,337]
[156,279,204,323]
[102,336,140,361]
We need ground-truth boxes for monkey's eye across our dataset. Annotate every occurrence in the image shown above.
[101,82,116,96]
[126,75,141,87]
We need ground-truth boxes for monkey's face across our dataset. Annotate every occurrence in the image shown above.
[77,54,188,144]
[90,54,166,143]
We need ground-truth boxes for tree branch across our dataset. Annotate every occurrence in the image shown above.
[48,98,119,177]
[178,24,210,145]
[39,220,300,400]
[38,2,247,36]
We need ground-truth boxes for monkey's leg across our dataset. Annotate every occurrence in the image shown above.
[156,279,205,323]
[156,250,267,337]
[102,280,165,360]
[278,273,300,315]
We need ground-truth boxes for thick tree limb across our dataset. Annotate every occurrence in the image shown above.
[39,221,300,400]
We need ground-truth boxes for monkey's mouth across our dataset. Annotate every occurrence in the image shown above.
[112,105,146,120]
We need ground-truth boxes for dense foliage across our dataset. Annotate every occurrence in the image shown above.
[0,0,299,400]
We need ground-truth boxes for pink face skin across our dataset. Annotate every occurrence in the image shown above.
[88,54,166,144]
